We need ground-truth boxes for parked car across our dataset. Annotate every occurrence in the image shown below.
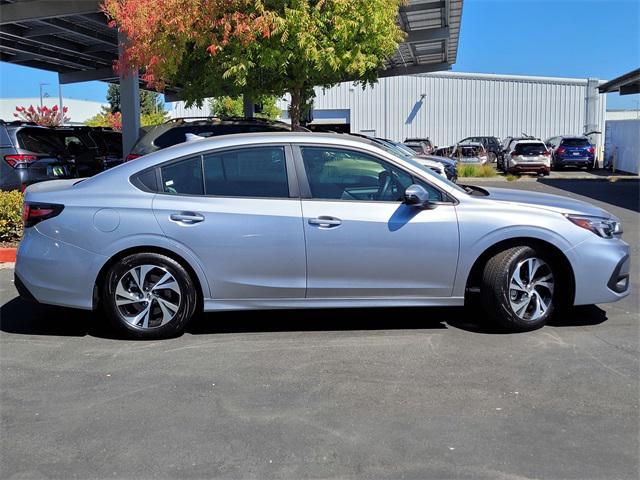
[545,136,596,170]
[403,137,434,155]
[368,137,449,179]
[385,140,457,182]
[0,121,74,191]
[16,132,629,339]
[126,117,293,160]
[451,142,488,164]
[458,136,502,163]
[502,139,551,175]
[55,126,123,177]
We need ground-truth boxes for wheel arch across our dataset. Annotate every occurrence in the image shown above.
[93,245,205,311]
[464,237,575,307]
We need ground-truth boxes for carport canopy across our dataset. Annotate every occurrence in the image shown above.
[0,0,464,155]
[598,68,640,96]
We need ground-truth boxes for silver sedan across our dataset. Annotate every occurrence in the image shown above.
[16,133,630,339]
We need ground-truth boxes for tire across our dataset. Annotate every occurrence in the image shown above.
[488,152,497,163]
[102,253,198,339]
[586,161,594,171]
[481,246,557,332]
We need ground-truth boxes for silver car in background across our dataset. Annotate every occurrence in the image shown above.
[16,133,630,339]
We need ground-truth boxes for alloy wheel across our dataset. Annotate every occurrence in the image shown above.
[114,265,182,329]
[508,257,554,321]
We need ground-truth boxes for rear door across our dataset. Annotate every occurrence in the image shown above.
[294,144,459,298]
[152,144,307,300]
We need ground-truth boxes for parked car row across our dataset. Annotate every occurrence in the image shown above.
[0,120,122,191]
[410,133,597,176]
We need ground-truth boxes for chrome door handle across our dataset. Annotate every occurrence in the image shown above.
[170,212,204,224]
[308,216,342,228]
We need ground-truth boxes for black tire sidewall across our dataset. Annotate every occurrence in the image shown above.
[102,253,197,339]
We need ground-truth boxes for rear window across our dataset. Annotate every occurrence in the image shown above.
[561,138,590,147]
[100,131,123,155]
[514,143,547,155]
[16,128,65,154]
[457,146,483,157]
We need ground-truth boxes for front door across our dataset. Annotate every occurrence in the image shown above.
[295,145,459,298]
[152,145,306,299]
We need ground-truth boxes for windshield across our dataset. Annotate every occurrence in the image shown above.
[375,140,413,159]
[389,141,421,157]
[403,157,468,195]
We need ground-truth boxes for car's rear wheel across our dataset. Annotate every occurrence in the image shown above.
[102,253,198,339]
[481,246,556,331]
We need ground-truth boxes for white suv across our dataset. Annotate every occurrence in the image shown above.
[503,140,551,175]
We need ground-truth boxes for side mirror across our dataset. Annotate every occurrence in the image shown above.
[403,184,431,207]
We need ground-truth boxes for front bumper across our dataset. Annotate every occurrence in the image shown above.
[567,237,631,305]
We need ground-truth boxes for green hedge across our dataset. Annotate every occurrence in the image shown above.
[0,190,23,244]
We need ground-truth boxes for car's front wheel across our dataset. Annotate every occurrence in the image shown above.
[481,246,556,331]
[102,253,198,339]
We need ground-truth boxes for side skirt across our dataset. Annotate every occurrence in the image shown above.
[202,297,465,312]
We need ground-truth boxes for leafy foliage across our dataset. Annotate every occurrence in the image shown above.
[102,0,404,128]
[208,95,281,120]
[85,110,169,130]
[14,105,69,127]
[0,190,23,244]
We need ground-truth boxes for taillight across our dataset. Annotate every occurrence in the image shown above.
[126,153,142,161]
[588,146,595,154]
[4,154,37,168]
[557,147,566,155]
[23,202,64,228]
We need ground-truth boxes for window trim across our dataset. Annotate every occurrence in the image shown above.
[130,144,299,200]
[291,143,455,204]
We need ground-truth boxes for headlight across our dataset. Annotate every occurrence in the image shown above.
[566,214,622,239]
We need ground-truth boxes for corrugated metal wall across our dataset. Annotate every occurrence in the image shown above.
[169,71,607,149]
[300,72,607,148]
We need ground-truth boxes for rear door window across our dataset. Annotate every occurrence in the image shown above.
[160,156,204,195]
[203,146,289,198]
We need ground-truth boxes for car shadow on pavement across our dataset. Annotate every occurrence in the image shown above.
[0,296,608,339]
[537,178,640,213]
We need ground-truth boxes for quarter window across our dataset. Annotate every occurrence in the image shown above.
[203,146,288,198]
[301,147,416,202]
[160,156,204,195]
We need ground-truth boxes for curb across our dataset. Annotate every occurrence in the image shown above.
[0,247,17,263]
[461,176,639,182]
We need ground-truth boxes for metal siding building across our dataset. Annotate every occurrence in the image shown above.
[277,71,607,149]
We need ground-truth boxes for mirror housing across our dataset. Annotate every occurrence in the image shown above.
[403,184,431,207]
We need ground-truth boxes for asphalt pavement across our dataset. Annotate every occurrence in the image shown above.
[1,179,638,480]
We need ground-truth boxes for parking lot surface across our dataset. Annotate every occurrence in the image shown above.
[1,179,638,480]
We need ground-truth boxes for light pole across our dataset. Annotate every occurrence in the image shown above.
[39,83,50,108]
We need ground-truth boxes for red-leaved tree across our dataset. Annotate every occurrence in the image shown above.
[14,105,69,127]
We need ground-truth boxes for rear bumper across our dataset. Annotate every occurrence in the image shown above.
[556,156,594,166]
[508,164,550,174]
[15,227,105,310]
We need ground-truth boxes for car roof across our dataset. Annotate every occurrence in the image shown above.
[513,139,545,144]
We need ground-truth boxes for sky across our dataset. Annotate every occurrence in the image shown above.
[0,0,638,109]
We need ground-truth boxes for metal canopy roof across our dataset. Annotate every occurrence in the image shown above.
[598,68,640,96]
[0,0,463,95]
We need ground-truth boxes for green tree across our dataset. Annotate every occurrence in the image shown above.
[104,83,166,116]
[208,95,281,120]
[103,0,404,129]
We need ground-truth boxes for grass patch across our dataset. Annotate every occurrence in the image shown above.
[457,164,497,178]
[505,174,520,181]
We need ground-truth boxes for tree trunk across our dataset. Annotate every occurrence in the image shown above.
[289,88,301,131]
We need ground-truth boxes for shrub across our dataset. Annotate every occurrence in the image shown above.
[457,164,497,178]
[0,190,23,244]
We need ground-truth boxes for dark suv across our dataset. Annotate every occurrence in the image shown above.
[55,126,123,176]
[126,117,293,160]
[545,136,596,170]
[459,136,502,163]
[1,121,74,191]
